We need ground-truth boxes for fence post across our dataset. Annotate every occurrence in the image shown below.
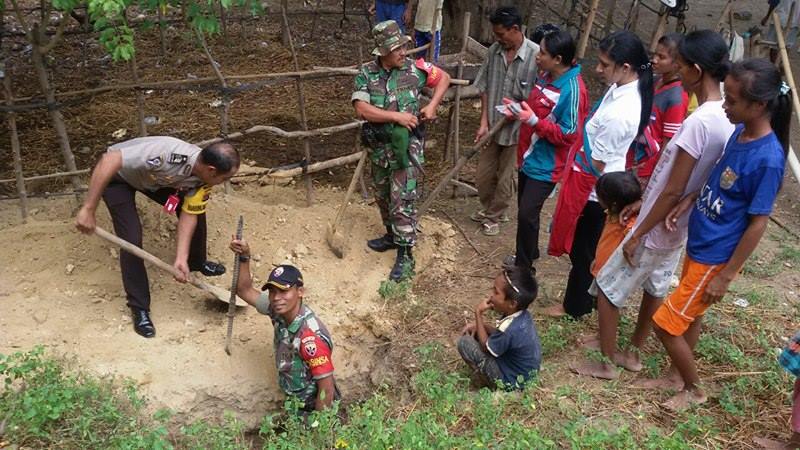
[2,68,28,221]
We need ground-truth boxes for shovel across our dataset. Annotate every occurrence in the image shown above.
[93,226,246,306]
[326,148,368,258]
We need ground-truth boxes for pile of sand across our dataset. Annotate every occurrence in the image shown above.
[0,176,459,426]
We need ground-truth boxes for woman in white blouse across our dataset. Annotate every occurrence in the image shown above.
[545,31,654,319]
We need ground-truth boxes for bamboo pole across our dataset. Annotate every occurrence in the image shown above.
[195,120,365,147]
[649,5,669,52]
[604,0,618,36]
[2,70,28,220]
[451,12,470,197]
[427,4,441,62]
[197,30,232,193]
[239,151,365,179]
[0,168,90,185]
[772,10,800,185]
[356,45,369,201]
[130,48,147,137]
[281,5,314,206]
[156,5,167,58]
[577,0,601,59]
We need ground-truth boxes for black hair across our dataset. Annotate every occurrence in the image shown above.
[540,30,577,67]
[598,31,654,136]
[729,58,793,155]
[200,142,240,174]
[657,32,683,59]
[678,29,730,82]
[489,6,522,29]
[502,266,538,310]
[595,171,642,215]
[530,23,560,44]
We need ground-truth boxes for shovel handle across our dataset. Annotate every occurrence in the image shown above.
[93,226,208,294]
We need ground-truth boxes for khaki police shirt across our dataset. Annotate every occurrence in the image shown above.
[108,136,211,215]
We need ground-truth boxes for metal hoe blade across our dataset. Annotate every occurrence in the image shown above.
[224,215,244,355]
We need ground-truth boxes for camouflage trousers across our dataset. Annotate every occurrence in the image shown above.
[372,162,420,247]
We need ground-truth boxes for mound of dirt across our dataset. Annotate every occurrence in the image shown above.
[0,174,459,427]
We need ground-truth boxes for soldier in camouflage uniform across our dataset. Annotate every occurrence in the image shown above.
[352,20,451,281]
[228,239,340,413]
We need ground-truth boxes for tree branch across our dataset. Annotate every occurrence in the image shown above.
[9,0,31,37]
[39,12,69,54]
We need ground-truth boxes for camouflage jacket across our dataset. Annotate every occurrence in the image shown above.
[351,57,431,168]
[256,296,335,404]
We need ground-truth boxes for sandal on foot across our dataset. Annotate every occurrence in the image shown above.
[481,221,500,236]
[470,209,487,222]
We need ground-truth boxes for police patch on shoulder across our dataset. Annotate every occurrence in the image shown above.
[146,156,163,169]
[169,153,188,165]
[181,164,192,176]
[720,166,738,190]
[301,335,317,357]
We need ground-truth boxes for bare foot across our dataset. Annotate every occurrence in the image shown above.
[753,436,800,450]
[578,333,600,350]
[569,359,619,380]
[662,389,707,411]
[632,375,684,390]
[614,350,643,372]
[542,304,567,318]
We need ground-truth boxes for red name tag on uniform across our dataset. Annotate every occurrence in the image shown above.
[163,194,180,214]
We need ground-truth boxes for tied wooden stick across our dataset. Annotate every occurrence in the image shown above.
[225,216,244,355]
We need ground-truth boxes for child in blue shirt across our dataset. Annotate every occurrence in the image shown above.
[458,266,542,389]
[647,58,791,411]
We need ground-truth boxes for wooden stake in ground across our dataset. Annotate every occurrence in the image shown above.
[419,120,505,216]
[282,6,315,206]
[2,67,28,221]
[649,5,669,52]
[577,0,601,59]
[224,216,244,355]
[130,50,147,137]
[450,13,470,197]
[772,10,800,185]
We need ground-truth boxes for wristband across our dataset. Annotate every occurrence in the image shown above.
[238,255,251,263]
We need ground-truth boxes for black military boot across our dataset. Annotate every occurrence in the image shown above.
[367,226,398,252]
[389,246,415,281]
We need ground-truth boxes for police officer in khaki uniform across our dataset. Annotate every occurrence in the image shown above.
[76,136,240,338]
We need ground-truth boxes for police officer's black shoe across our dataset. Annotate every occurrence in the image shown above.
[130,307,156,338]
[199,261,226,277]
[367,226,398,252]
[389,246,414,282]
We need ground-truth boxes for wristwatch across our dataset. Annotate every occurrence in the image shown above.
[238,255,251,263]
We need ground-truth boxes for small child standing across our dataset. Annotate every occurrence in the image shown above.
[628,33,689,189]
[458,266,542,389]
[651,58,791,411]
[591,171,642,278]
[754,330,800,449]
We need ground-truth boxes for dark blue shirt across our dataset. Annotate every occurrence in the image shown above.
[486,310,542,387]
[687,125,785,264]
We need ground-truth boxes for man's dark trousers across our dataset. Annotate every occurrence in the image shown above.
[102,175,207,311]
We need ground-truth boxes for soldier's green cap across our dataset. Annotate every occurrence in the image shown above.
[371,20,412,56]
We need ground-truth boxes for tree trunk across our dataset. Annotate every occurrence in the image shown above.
[30,24,81,190]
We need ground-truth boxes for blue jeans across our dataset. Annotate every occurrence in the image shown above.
[376,1,407,33]
[414,30,441,62]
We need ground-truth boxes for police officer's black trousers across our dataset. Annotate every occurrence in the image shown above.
[103,175,207,311]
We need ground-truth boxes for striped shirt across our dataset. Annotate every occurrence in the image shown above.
[474,38,539,146]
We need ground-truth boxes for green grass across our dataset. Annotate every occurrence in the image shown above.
[1,345,742,449]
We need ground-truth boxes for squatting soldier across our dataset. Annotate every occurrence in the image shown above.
[352,20,451,281]
[75,136,239,338]
[229,235,339,413]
